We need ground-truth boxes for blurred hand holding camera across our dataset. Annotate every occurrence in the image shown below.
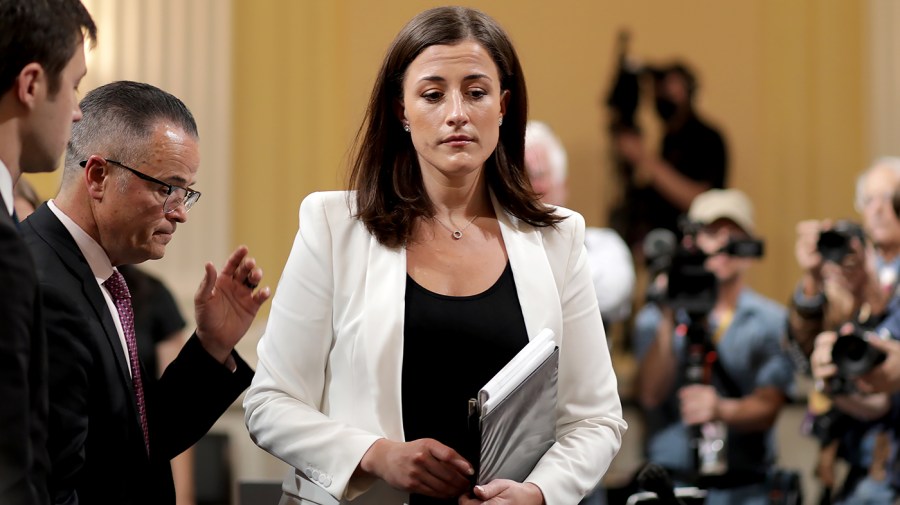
[811,326,891,421]
[614,131,655,187]
[795,219,827,292]
[796,219,888,315]
[810,330,839,385]
[856,337,900,394]
[678,384,719,426]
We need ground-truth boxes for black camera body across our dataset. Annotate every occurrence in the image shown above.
[816,221,866,264]
[645,228,765,318]
[826,323,886,395]
[665,247,719,318]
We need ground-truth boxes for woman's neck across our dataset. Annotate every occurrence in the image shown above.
[423,168,490,219]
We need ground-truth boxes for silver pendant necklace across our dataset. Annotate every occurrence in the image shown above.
[434,214,478,240]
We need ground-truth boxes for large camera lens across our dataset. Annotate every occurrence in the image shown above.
[816,230,850,264]
[816,221,865,264]
[831,332,886,378]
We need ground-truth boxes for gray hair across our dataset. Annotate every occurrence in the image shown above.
[63,80,198,187]
[524,120,567,184]
[855,156,900,210]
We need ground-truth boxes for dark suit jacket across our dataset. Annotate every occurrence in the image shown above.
[22,203,254,505]
[0,194,50,505]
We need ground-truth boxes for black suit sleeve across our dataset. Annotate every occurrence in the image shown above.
[148,334,253,460]
[0,221,49,505]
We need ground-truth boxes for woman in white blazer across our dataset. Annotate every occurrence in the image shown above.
[244,6,626,505]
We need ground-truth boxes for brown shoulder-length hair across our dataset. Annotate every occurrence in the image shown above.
[347,6,563,248]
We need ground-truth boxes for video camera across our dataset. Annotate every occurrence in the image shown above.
[605,30,693,135]
[644,227,764,317]
[816,220,866,264]
[605,30,644,134]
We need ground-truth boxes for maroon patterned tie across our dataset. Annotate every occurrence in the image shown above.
[103,270,150,455]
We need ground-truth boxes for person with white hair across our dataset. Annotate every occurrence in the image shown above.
[525,120,635,505]
[525,120,635,326]
[792,157,900,504]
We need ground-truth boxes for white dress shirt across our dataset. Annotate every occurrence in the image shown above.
[0,159,15,217]
[47,199,133,375]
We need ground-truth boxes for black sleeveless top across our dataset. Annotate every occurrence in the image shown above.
[402,261,529,505]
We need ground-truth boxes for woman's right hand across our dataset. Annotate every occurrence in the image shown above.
[358,438,473,499]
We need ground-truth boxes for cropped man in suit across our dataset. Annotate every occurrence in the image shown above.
[0,1,95,504]
[22,80,271,505]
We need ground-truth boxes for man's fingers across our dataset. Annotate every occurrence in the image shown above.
[195,262,217,302]
[252,286,272,305]
[221,245,250,278]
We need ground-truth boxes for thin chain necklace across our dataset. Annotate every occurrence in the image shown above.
[433,214,478,240]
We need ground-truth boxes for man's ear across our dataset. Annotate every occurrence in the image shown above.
[15,63,45,110]
[83,157,112,200]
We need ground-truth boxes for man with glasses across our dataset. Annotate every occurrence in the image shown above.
[22,80,271,505]
[0,1,95,504]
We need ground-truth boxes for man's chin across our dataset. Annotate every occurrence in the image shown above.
[21,156,63,174]
[142,242,168,262]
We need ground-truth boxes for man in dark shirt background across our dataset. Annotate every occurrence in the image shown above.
[613,62,728,252]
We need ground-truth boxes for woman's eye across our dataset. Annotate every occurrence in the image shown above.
[469,89,487,99]
[422,91,443,102]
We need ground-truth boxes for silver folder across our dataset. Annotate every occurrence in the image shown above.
[468,328,559,485]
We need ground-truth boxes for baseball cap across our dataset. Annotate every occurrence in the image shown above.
[687,188,755,234]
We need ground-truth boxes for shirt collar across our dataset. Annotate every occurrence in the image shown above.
[47,199,116,283]
[0,159,14,217]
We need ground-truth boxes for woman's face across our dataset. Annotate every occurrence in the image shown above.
[399,40,508,185]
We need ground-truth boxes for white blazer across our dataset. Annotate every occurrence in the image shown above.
[244,191,626,505]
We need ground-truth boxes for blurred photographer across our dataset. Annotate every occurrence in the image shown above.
[525,120,635,327]
[788,158,900,503]
[611,61,728,250]
[808,326,897,504]
[633,189,793,505]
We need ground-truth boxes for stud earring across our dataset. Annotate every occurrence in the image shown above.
[403,123,410,133]
[499,116,503,126]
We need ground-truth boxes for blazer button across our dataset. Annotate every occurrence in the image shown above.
[311,469,321,481]
[305,468,314,479]
[322,476,332,487]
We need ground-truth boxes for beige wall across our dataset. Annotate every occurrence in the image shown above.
[232,0,867,306]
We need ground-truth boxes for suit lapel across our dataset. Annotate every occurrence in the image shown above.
[360,234,407,441]
[26,204,136,396]
[493,196,563,342]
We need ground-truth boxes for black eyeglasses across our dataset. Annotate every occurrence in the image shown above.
[79,159,201,214]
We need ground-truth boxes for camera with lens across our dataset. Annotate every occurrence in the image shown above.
[816,220,866,264]
[825,322,886,395]
[644,227,764,318]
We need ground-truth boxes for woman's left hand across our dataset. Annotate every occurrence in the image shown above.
[458,480,544,505]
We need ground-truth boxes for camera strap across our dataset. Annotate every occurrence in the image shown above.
[706,310,744,397]
[711,309,734,345]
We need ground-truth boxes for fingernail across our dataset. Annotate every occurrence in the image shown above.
[467,466,474,475]
[474,485,484,494]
